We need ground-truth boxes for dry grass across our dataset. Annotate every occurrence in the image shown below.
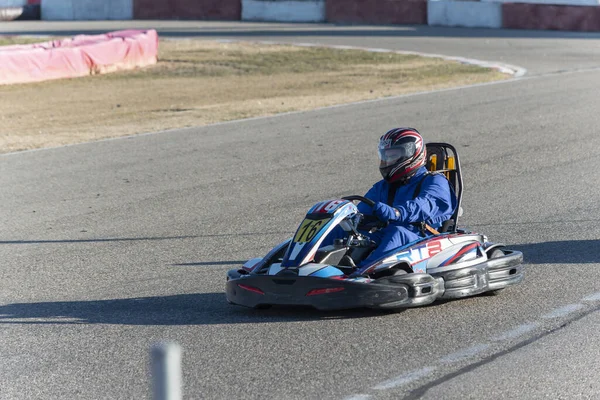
[0,39,509,153]
[0,36,54,46]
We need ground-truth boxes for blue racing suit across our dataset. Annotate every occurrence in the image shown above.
[355,167,456,266]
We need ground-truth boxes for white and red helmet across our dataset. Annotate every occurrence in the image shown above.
[378,128,426,183]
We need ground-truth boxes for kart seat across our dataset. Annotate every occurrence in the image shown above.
[425,143,463,233]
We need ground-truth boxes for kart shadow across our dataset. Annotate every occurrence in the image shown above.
[0,293,393,326]
[509,239,600,264]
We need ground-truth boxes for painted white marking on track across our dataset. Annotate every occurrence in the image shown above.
[582,292,600,303]
[490,323,540,342]
[343,395,371,400]
[372,367,435,390]
[440,343,491,364]
[541,304,585,319]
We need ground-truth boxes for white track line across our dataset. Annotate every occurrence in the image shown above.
[490,323,540,342]
[541,303,585,319]
[440,344,491,364]
[582,291,600,302]
[343,395,372,400]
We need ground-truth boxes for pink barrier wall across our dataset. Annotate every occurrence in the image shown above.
[133,0,241,20]
[0,29,158,85]
[326,0,427,25]
[502,3,600,31]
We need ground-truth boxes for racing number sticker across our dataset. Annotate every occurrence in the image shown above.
[294,218,330,243]
[314,200,345,214]
[427,241,443,256]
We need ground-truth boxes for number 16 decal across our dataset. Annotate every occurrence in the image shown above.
[294,218,329,243]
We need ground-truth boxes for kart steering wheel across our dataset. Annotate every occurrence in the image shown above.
[341,195,375,207]
[341,195,386,231]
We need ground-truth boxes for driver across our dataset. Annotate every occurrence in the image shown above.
[354,127,456,267]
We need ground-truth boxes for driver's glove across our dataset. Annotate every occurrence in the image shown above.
[373,202,401,222]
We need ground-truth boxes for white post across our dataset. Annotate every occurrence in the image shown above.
[151,342,182,400]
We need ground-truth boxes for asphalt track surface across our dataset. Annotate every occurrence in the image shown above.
[2,21,600,400]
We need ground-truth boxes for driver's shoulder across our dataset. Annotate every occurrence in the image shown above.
[423,171,450,186]
[362,179,387,202]
[367,179,387,193]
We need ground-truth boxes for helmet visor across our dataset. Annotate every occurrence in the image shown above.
[378,141,416,168]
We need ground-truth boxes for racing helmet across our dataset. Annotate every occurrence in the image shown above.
[378,128,426,183]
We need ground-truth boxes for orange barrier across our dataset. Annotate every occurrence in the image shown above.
[0,29,158,85]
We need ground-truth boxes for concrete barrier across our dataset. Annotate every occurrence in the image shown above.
[428,0,501,28]
[326,0,428,25]
[42,0,133,20]
[242,0,325,22]
[502,3,600,31]
[133,0,241,20]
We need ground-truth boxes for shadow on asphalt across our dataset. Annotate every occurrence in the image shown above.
[510,240,600,264]
[0,293,388,325]
[3,25,600,40]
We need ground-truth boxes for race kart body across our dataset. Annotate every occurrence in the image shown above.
[225,143,524,310]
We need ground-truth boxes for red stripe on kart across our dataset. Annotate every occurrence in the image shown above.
[442,242,479,266]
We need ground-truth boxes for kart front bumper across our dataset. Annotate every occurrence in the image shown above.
[225,270,439,310]
[225,250,524,310]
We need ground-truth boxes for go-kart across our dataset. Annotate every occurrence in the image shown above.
[225,143,524,310]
